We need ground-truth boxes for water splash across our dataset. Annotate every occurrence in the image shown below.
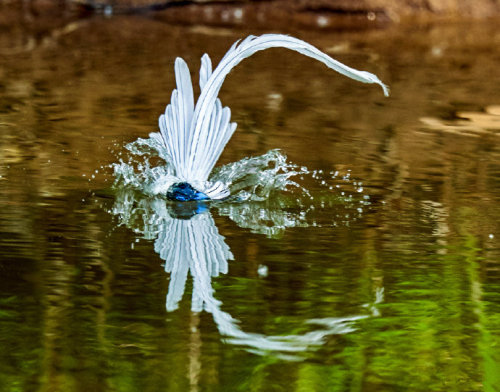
[212,148,305,201]
[106,186,383,361]
[111,133,177,195]
[111,132,371,236]
[104,133,384,360]
[112,132,305,200]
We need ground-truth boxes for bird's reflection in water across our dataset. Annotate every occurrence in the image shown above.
[111,189,383,360]
[158,202,232,313]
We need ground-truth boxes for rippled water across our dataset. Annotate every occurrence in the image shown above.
[1,14,500,392]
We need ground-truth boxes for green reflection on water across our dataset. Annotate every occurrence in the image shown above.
[0,191,499,391]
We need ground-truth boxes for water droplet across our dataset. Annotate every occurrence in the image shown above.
[257,265,268,277]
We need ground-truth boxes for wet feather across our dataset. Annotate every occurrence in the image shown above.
[159,34,389,200]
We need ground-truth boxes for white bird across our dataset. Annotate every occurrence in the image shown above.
[160,34,389,201]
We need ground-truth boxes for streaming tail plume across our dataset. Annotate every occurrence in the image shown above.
[159,34,389,201]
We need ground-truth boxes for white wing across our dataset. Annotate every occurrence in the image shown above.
[182,34,389,183]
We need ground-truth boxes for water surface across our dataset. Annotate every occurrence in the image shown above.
[1,16,499,392]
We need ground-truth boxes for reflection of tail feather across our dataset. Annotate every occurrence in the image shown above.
[154,213,233,311]
[207,300,372,360]
[154,210,382,357]
[110,188,385,359]
[204,289,384,360]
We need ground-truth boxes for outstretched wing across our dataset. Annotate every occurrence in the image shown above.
[182,34,389,183]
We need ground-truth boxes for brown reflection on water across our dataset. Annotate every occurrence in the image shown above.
[1,14,500,392]
[2,18,499,196]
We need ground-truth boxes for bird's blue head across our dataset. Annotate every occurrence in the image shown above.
[166,182,210,202]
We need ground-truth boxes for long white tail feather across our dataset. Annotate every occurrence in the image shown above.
[160,34,389,186]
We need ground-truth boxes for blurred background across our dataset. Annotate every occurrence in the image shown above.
[1,1,500,392]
